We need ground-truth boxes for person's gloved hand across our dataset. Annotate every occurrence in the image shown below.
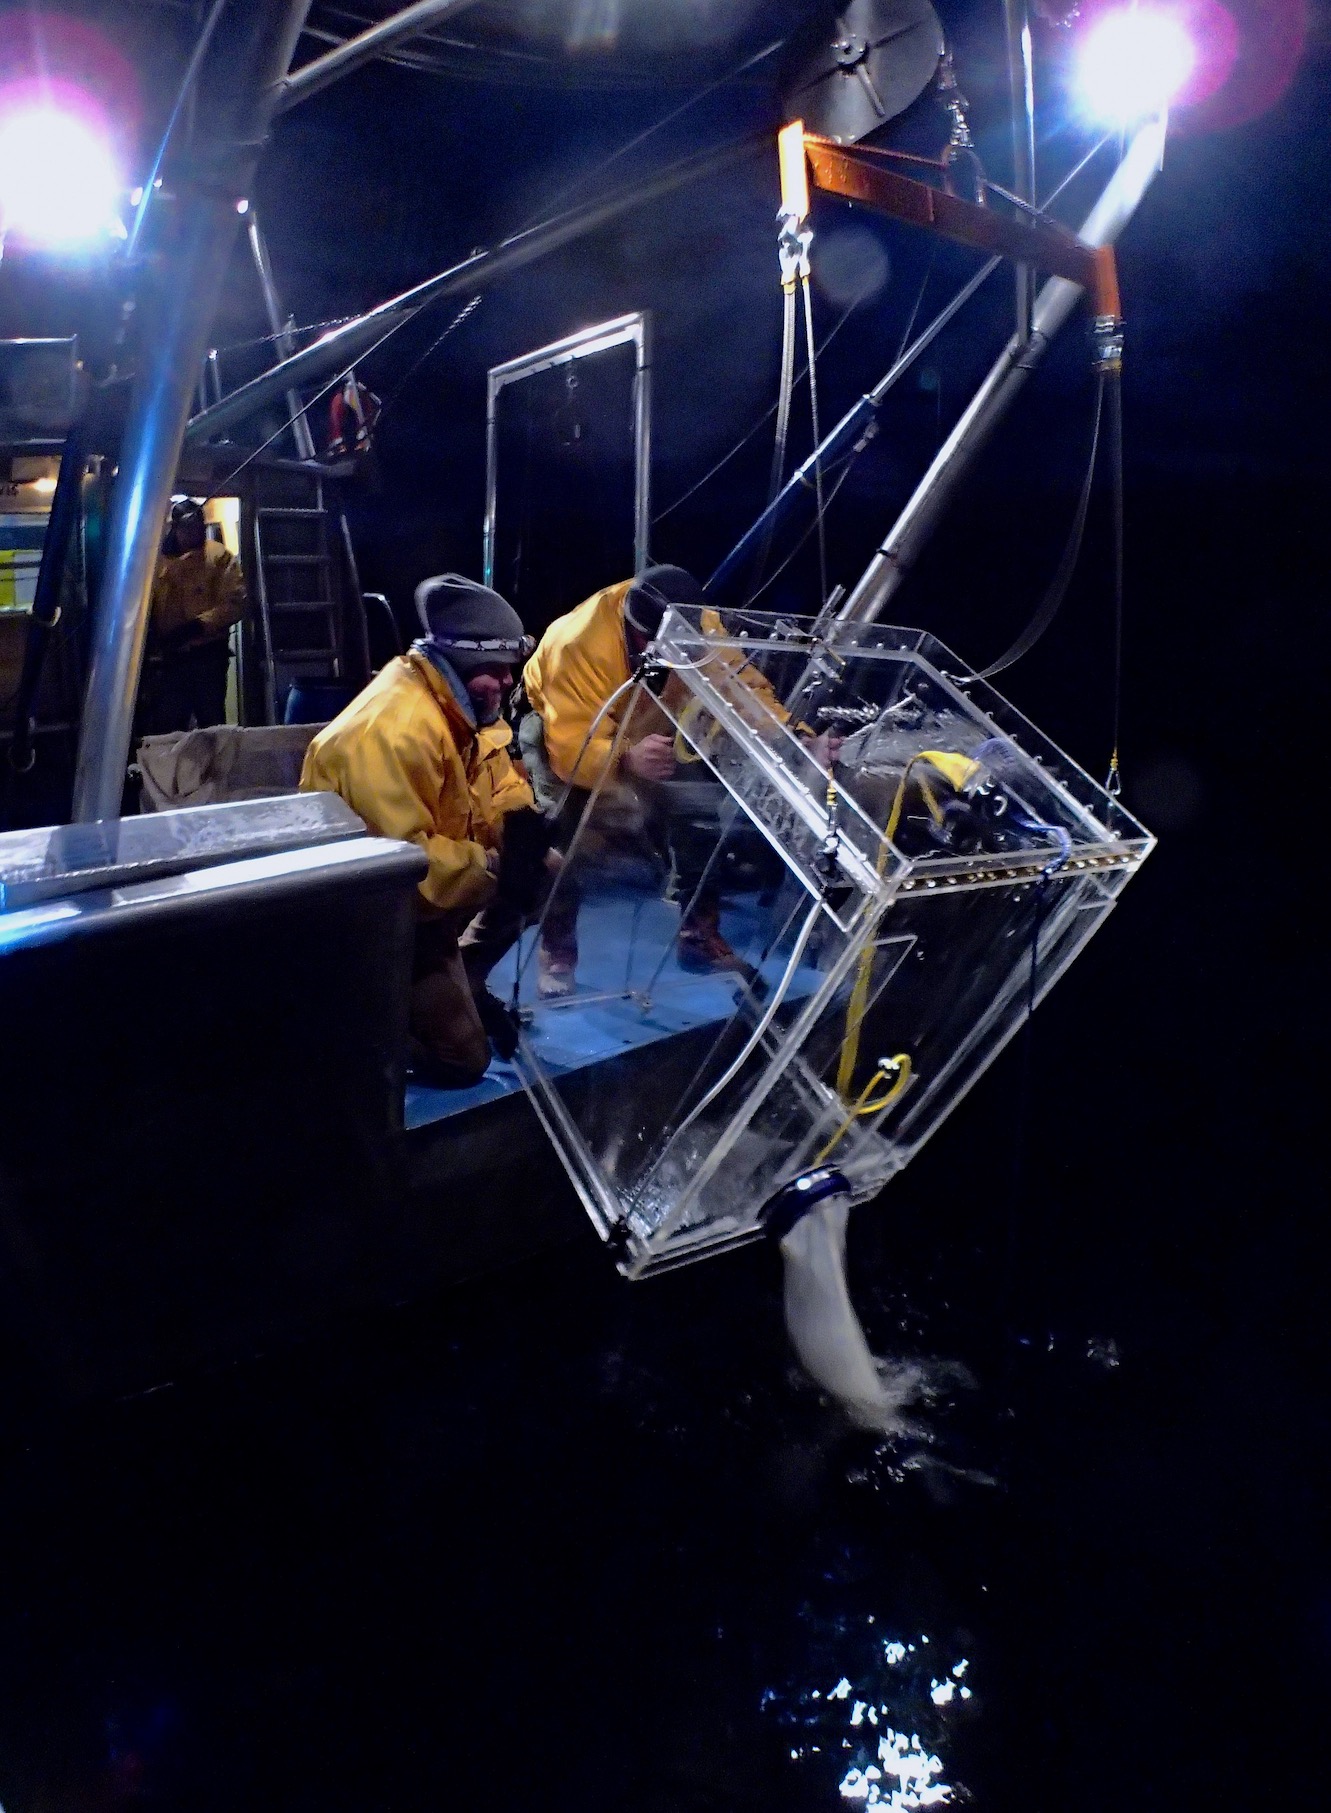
[475,988,520,1061]
[803,728,844,771]
[495,805,555,914]
[622,733,676,783]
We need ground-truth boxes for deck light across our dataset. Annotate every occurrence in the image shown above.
[1074,6,1196,125]
[0,104,122,249]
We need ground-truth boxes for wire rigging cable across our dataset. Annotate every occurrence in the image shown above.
[972,375,1106,681]
[125,0,229,262]
[747,198,812,601]
[744,452,858,608]
[373,293,484,430]
[771,141,1115,625]
[1104,368,1125,796]
[713,245,940,609]
[653,284,872,525]
[213,313,362,359]
[202,308,420,501]
[518,38,786,232]
[666,139,1107,540]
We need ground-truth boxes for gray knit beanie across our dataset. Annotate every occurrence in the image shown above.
[414,573,531,675]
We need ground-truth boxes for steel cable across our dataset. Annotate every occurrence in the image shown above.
[973,376,1106,681]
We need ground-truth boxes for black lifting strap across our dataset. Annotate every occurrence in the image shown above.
[974,372,1107,683]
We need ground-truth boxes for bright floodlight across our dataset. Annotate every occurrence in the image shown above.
[1075,7,1196,124]
[0,106,121,248]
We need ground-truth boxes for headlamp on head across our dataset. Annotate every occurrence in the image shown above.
[413,572,530,676]
[434,631,536,663]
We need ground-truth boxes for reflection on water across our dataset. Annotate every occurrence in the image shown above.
[0,1162,1266,1813]
[837,1649,973,1808]
[763,1603,978,1809]
[0,1228,998,1812]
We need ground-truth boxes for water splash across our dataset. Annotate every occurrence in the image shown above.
[778,1193,947,1434]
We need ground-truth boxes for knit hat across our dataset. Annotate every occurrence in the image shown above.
[623,565,705,640]
[170,498,205,530]
[414,573,532,675]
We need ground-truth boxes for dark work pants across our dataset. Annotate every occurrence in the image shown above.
[517,711,719,960]
[138,641,231,738]
[408,898,523,1087]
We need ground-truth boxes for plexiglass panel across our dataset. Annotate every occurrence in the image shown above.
[515,611,1152,1276]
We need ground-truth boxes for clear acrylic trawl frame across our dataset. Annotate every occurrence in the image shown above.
[514,611,1154,1278]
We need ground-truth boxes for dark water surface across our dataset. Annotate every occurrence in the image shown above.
[0,910,1319,1813]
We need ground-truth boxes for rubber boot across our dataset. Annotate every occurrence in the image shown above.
[678,899,756,985]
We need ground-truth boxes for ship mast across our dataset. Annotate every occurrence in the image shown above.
[73,0,488,821]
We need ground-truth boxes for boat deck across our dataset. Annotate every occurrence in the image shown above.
[405,888,811,1130]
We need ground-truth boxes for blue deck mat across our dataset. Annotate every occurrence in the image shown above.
[404,889,819,1132]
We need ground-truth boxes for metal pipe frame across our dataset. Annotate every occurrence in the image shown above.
[276,0,483,112]
[72,0,315,822]
[1003,0,1037,341]
[838,118,1166,627]
[7,407,92,779]
[247,212,318,461]
[483,312,652,589]
[183,135,764,451]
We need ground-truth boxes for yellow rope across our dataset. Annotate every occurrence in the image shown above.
[673,695,712,764]
[834,757,920,1098]
[816,1053,913,1162]
[831,749,977,1101]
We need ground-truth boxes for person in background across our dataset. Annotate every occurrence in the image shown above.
[300,573,551,1088]
[520,565,831,998]
[140,498,246,735]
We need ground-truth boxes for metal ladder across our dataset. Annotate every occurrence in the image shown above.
[251,476,343,722]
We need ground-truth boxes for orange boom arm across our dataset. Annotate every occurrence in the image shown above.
[794,127,1121,321]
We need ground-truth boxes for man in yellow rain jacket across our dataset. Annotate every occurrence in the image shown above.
[521,565,819,997]
[140,498,246,734]
[302,573,548,1086]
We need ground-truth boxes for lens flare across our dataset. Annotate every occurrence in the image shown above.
[1075,6,1197,124]
[0,104,122,247]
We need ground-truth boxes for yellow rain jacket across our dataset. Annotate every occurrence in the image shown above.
[150,540,247,647]
[523,580,790,788]
[300,649,533,914]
